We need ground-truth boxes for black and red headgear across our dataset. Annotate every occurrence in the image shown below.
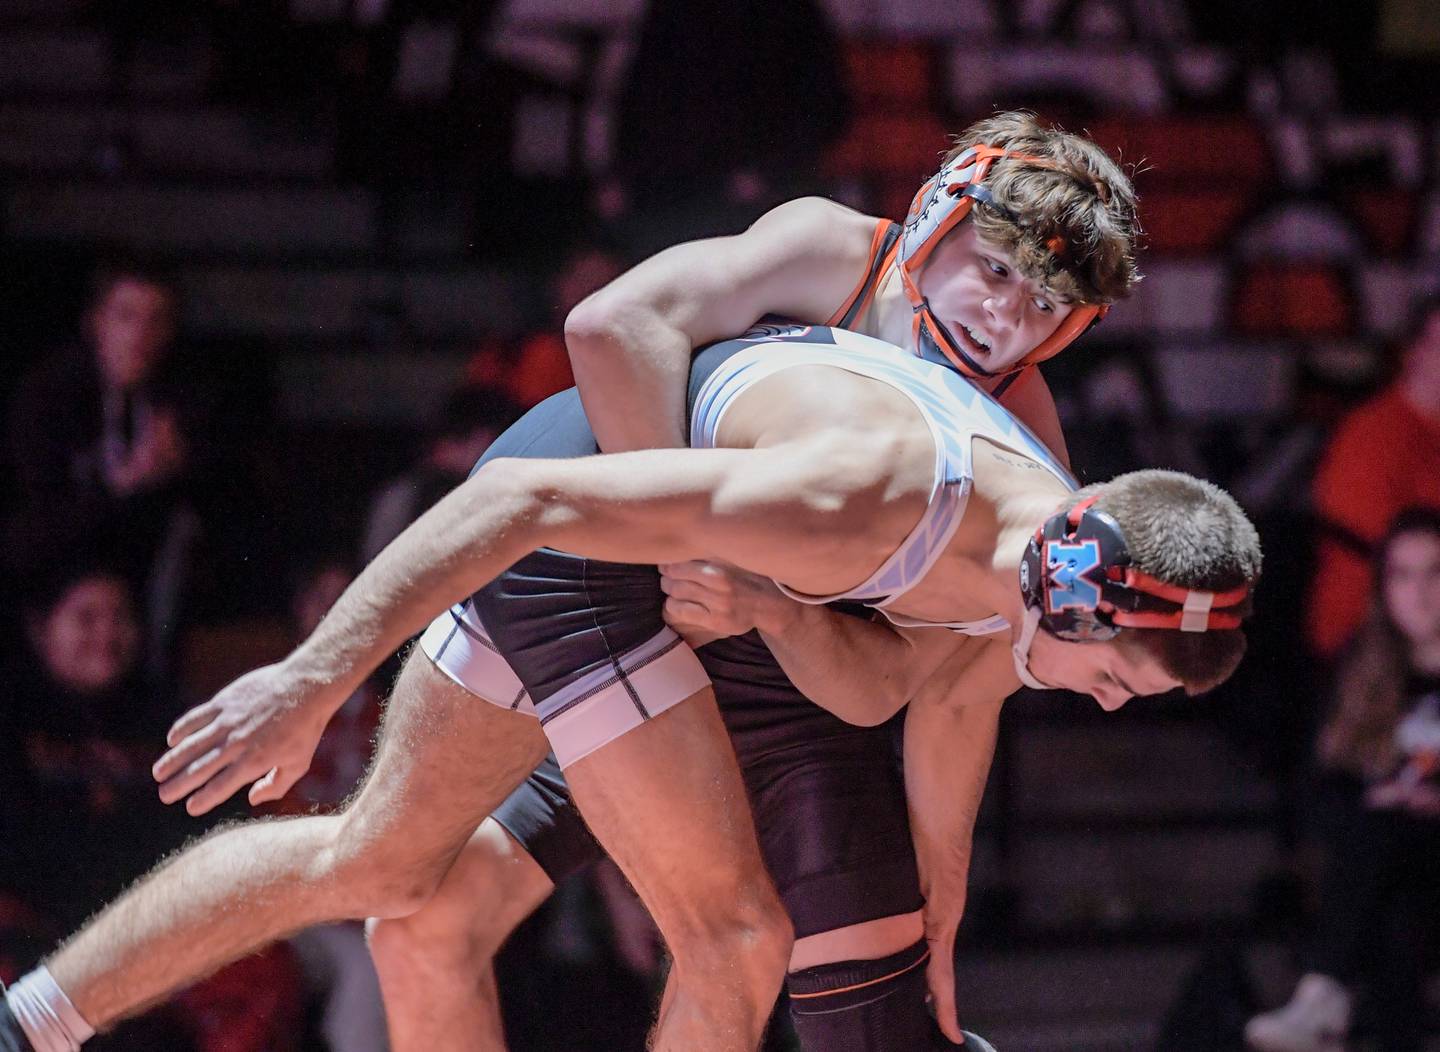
[897,145,1108,379]
[1018,495,1250,643]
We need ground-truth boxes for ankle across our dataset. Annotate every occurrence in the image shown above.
[3,969,94,1052]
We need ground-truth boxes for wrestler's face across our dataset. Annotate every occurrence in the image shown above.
[1383,529,1440,648]
[1024,630,1182,710]
[918,223,1075,373]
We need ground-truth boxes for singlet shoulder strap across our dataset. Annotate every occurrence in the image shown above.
[991,365,1032,401]
[826,220,903,329]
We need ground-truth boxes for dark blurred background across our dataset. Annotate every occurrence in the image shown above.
[1,1,1438,1049]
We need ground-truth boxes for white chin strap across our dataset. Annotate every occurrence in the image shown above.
[1011,605,1054,690]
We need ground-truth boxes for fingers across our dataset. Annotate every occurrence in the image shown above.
[248,768,282,806]
[663,597,712,626]
[166,701,220,748]
[185,761,259,817]
[153,720,231,787]
[659,577,723,605]
[249,765,303,807]
[928,956,963,1044]
[657,561,712,581]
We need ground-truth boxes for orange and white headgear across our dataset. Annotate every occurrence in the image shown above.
[898,145,1108,378]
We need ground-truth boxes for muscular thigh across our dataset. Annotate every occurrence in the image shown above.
[339,651,549,880]
[562,687,774,932]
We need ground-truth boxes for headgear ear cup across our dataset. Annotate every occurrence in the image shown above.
[1020,495,1250,643]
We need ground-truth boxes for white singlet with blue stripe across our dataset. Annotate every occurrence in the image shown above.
[691,325,1077,635]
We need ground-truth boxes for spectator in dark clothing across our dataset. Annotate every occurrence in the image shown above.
[0,563,305,1052]
[1247,508,1440,1052]
[1,564,182,927]
[1,567,306,1052]
[5,262,210,686]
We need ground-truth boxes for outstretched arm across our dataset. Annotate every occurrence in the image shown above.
[566,197,875,452]
[156,435,892,812]
[902,641,1014,1043]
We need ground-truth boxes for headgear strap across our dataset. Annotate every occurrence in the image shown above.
[1019,494,1251,642]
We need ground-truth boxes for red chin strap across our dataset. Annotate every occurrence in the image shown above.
[896,145,1108,379]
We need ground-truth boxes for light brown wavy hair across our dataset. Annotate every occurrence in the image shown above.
[1321,508,1440,779]
[944,111,1141,306]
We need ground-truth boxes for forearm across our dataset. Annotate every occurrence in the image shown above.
[757,606,918,726]
[903,697,1002,932]
[285,443,807,697]
[285,459,544,699]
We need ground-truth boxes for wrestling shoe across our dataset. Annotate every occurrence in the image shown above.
[1244,973,1351,1052]
[0,997,36,1052]
[958,1031,998,1051]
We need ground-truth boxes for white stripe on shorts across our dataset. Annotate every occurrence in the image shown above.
[419,603,536,716]
[418,603,711,768]
[538,628,710,768]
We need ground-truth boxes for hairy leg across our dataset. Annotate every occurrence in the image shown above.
[367,818,554,1052]
[564,689,792,1052]
[45,654,548,1031]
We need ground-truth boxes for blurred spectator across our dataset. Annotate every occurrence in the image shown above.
[1247,508,1440,1052]
[359,385,522,563]
[5,261,213,687]
[269,559,389,1052]
[1307,295,1440,659]
[0,563,304,1052]
[0,564,183,926]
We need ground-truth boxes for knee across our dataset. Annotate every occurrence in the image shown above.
[669,886,793,989]
[366,906,497,980]
[314,814,450,919]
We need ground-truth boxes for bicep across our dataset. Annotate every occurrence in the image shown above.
[571,199,873,346]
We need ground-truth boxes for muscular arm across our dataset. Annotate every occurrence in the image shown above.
[758,608,964,726]
[299,439,889,689]
[901,640,1014,1041]
[156,433,905,811]
[565,197,875,452]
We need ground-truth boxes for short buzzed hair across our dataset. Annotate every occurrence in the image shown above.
[1074,470,1262,694]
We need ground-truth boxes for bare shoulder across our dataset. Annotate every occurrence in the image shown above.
[748,197,881,267]
[915,634,1017,711]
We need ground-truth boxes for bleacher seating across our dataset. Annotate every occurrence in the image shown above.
[7,180,379,256]
[2,4,1437,1045]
